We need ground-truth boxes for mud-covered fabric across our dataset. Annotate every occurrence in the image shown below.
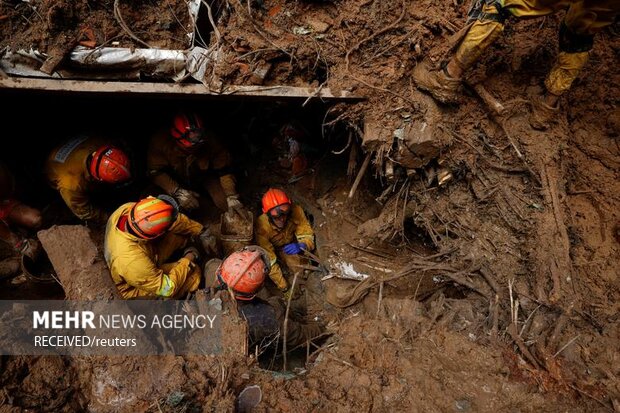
[147,128,237,200]
[239,297,324,349]
[502,0,619,37]
[559,22,594,52]
[467,0,512,23]
[238,299,281,349]
[104,202,203,299]
[545,51,590,95]
[255,204,315,291]
[455,0,618,93]
[45,136,107,222]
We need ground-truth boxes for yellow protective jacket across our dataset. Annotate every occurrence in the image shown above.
[45,136,107,222]
[147,129,237,197]
[104,202,204,299]
[255,204,315,290]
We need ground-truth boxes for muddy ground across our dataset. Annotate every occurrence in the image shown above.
[0,0,619,412]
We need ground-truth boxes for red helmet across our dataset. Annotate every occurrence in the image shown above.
[89,146,131,184]
[216,246,270,300]
[261,188,291,215]
[128,195,178,240]
[170,112,206,150]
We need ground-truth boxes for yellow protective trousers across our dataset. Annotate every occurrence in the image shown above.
[454,0,619,95]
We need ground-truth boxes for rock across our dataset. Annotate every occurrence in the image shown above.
[37,225,119,300]
[305,17,331,33]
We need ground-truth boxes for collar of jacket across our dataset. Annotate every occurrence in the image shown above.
[114,204,150,243]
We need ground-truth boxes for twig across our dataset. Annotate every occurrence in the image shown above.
[343,0,414,105]
[478,266,501,294]
[348,152,372,199]
[507,323,543,369]
[553,335,580,358]
[228,0,293,60]
[519,304,541,337]
[302,82,325,107]
[567,383,614,412]
[332,130,353,155]
[344,0,406,72]
[113,0,152,48]
[282,271,300,371]
[443,269,488,298]
[201,0,221,44]
[377,281,384,317]
[472,83,506,117]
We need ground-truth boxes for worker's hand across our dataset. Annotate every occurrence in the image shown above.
[183,246,200,262]
[173,188,200,211]
[16,238,41,260]
[282,242,306,255]
[226,195,244,213]
[282,287,293,301]
[199,229,218,257]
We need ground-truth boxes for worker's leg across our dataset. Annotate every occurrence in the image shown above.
[153,232,190,265]
[414,1,510,103]
[532,1,618,129]
[203,177,228,212]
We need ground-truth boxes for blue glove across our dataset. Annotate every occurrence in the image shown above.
[283,242,306,255]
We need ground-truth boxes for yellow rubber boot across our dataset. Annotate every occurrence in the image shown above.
[544,51,589,96]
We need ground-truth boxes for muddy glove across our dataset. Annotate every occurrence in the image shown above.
[15,238,41,260]
[282,242,306,255]
[183,246,201,262]
[173,188,200,211]
[226,195,244,213]
[199,229,218,257]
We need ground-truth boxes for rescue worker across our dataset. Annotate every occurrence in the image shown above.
[204,246,324,351]
[0,162,42,278]
[104,195,218,299]
[147,111,243,213]
[46,136,132,224]
[275,121,311,178]
[255,188,315,299]
[413,0,620,130]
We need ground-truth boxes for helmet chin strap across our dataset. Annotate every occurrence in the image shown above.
[85,154,95,180]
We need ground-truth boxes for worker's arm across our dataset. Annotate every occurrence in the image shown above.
[210,140,238,197]
[269,297,324,348]
[124,254,194,298]
[147,133,181,195]
[292,205,315,251]
[255,216,288,291]
[59,187,107,223]
[168,212,204,237]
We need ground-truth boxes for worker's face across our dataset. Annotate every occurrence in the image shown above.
[268,204,291,229]
[176,130,206,151]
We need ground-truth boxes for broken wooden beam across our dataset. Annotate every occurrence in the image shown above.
[0,77,363,101]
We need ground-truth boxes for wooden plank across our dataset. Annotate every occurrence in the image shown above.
[0,77,363,100]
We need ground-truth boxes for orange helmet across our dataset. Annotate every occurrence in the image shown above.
[216,246,270,300]
[261,188,291,215]
[128,195,178,240]
[89,146,131,184]
[170,112,206,150]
